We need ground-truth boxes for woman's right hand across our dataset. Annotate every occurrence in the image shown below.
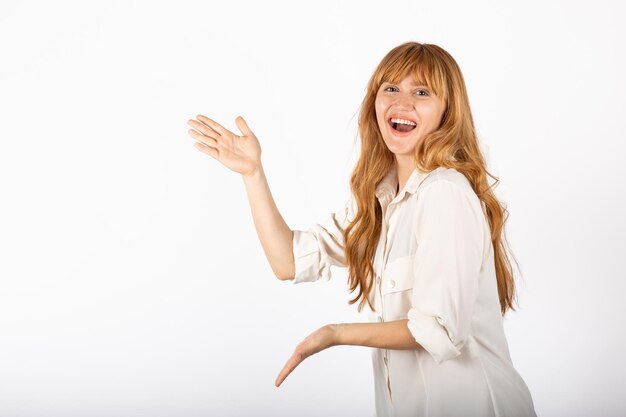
[187,114,262,177]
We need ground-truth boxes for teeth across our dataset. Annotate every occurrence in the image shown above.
[390,118,416,126]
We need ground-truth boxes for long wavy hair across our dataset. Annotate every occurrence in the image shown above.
[343,41,520,316]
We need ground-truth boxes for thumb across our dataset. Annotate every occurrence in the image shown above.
[235,115,253,136]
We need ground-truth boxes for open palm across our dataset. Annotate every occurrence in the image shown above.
[187,114,261,176]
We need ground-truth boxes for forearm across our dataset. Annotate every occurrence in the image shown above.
[242,162,294,280]
[331,320,423,350]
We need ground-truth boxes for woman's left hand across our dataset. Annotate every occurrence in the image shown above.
[275,324,338,387]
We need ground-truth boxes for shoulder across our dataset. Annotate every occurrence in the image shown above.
[413,168,488,244]
[419,167,474,196]
[415,167,483,215]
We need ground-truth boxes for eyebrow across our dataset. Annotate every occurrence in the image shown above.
[382,81,429,87]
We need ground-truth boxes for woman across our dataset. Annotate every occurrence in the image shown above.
[187,41,537,416]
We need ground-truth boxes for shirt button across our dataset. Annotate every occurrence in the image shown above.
[376,275,381,284]
[388,280,396,288]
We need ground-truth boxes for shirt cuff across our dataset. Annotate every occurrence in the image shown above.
[291,229,323,284]
[407,307,463,365]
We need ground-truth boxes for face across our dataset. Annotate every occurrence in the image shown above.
[375,73,446,163]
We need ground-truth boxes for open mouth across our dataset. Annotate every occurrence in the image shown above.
[388,117,417,133]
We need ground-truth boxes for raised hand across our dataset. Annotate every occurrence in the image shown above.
[275,324,337,387]
[187,115,262,177]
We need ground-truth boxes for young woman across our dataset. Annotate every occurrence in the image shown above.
[187,41,537,416]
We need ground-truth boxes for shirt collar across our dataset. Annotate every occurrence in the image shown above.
[375,164,431,203]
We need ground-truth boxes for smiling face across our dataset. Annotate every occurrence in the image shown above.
[375,73,446,164]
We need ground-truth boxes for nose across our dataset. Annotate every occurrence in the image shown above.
[392,92,414,109]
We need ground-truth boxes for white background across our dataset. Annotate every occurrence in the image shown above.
[1,0,625,416]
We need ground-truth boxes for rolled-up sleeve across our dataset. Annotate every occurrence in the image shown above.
[407,179,485,365]
[291,195,355,284]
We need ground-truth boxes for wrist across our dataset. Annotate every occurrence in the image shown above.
[241,163,263,182]
[328,323,343,346]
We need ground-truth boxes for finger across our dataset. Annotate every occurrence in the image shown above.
[235,115,253,137]
[188,128,219,148]
[187,119,221,141]
[196,114,232,137]
[193,141,219,159]
[275,356,297,387]
[275,351,304,387]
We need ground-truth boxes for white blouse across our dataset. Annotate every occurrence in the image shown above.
[291,165,537,417]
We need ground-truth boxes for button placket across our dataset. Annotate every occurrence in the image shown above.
[378,201,390,311]
[379,201,394,403]
[381,201,399,269]
[380,197,407,404]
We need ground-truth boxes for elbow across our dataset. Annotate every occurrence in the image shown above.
[272,263,295,281]
[406,308,464,365]
[274,236,297,280]
[275,272,294,281]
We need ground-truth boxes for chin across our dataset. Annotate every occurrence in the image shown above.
[383,139,416,155]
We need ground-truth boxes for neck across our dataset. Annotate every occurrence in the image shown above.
[395,155,416,194]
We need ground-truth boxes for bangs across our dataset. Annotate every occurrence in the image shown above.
[376,48,447,100]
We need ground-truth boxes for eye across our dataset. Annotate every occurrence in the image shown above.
[382,85,430,96]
